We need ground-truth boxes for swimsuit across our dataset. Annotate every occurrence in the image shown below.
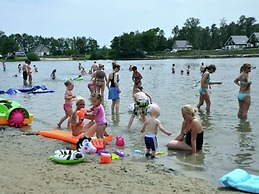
[92,104,107,125]
[199,87,208,94]
[63,103,72,109]
[199,73,210,94]
[238,93,250,101]
[108,73,120,100]
[132,99,149,116]
[237,78,252,101]
[144,133,158,151]
[184,130,203,150]
[96,70,105,86]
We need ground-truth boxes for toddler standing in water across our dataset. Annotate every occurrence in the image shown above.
[57,80,76,129]
[86,93,107,146]
[140,104,172,159]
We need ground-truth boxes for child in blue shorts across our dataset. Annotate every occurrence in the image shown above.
[140,104,172,159]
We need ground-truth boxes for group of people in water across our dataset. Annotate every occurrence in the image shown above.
[54,60,253,158]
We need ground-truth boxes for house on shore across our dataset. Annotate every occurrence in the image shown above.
[224,35,248,49]
[247,32,259,47]
[172,40,193,51]
[33,44,50,56]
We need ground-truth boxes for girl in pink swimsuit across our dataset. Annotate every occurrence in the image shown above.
[86,93,107,147]
[57,80,76,128]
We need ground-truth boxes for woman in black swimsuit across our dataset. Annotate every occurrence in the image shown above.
[167,104,203,155]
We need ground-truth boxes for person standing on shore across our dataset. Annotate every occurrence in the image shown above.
[196,64,222,112]
[234,63,252,119]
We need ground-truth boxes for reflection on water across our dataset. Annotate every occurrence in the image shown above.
[168,149,206,171]
[198,110,213,130]
[234,119,255,167]
[111,114,120,126]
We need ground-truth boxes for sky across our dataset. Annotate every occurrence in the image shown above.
[1,0,259,47]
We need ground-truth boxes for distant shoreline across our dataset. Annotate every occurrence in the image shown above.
[40,57,72,61]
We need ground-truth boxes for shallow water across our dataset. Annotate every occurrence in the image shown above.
[1,58,258,185]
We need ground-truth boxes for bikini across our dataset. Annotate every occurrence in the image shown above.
[238,80,252,101]
[184,130,203,150]
[63,103,72,109]
[199,74,210,94]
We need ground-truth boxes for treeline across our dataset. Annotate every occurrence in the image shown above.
[0,15,258,60]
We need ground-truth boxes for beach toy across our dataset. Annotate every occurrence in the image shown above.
[48,136,98,164]
[219,168,259,193]
[48,150,84,164]
[134,150,142,154]
[128,103,135,112]
[100,153,111,164]
[77,108,86,119]
[115,136,125,146]
[8,108,25,128]
[155,151,165,155]
[92,138,104,151]
[111,153,120,160]
[0,98,33,128]
[113,150,125,158]
[76,136,97,154]
[97,149,110,155]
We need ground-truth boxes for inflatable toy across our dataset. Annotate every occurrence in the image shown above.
[36,129,112,145]
[219,168,259,193]
[5,85,54,95]
[49,136,97,164]
[5,88,21,95]
[100,153,111,164]
[0,98,33,128]
[48,150,84,164]
[74,76,84,81]
[77,108,86,119]
[76,136,97,154]
[115,136,125,146]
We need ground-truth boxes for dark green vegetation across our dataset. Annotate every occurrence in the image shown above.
[0,15,259,61]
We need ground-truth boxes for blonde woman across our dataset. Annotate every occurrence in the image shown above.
[167,104,203,155]
[234,63,252,119]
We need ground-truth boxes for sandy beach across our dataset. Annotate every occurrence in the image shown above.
[0,127,240,194]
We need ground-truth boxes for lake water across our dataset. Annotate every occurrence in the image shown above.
[1,57,258,185]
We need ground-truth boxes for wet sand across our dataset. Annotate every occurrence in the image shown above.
[0,126,240,194]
